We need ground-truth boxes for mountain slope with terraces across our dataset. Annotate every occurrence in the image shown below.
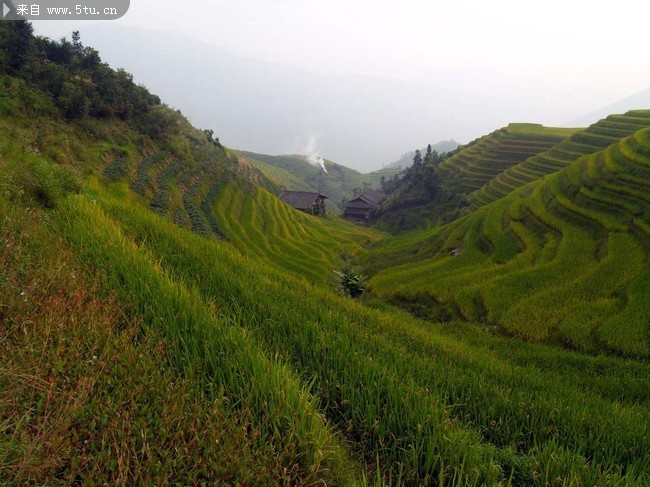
[364,126,650,358]
[2,21,649,486]
[438,123,578,193]
[471,111,650,207]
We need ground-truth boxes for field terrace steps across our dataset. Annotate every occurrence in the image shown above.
[366,127,650,358]
[438,123,576,194]
[471,110,650,208]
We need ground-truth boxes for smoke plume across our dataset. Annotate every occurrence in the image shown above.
[304,136,328,174]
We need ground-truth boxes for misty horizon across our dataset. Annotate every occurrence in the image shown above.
[32,1,650,171]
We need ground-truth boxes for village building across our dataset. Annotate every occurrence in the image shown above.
[278,190,328,216]
[342,189,386,222]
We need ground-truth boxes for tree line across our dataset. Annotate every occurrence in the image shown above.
[0,21,177,139]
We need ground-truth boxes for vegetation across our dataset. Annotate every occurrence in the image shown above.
[334,268,368,298]
[0,161,319,486]
[438,123,578,194]
[364,124,650,358]
[237,150,386,212]
[1,21,648,486]
[471,113,650,207]
[372,145,465,232]
[372,124,580,233]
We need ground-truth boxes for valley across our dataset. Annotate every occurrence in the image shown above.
[1,20,648,486]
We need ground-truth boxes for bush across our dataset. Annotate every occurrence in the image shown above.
[334,268,367,298]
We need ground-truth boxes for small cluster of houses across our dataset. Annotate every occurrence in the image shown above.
[279,188,385,222]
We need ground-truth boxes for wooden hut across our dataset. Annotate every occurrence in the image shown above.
[278,191,328,216]
[342,189,386,221]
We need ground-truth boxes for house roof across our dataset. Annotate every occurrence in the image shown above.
[347,189,386,207]
[345,200,375,209]
[278,191,328,210]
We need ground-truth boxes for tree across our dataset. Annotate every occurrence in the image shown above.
[424,144,433,164]
[58,81,90,119]
[0,20,34,72]
[412,150,423,170]
[71,31,83,55]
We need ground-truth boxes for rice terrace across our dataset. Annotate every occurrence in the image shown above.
[1,8,649,487]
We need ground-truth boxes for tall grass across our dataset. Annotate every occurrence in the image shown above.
[78,180,650,484]
[57,195,357,485]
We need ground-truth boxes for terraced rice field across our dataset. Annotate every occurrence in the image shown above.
[59,177,649,485]
[211,182,382,282]
[366,127,650,358]
[104,140,381,283]
[438,123,577,193]
[471,111,650,207]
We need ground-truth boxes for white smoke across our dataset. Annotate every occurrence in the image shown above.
[304,136,328,174]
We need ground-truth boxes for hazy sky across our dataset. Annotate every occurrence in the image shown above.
[36,0,649,93]
[33,0,650,170]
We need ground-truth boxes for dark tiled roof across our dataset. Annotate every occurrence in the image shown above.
[345,200,375,209]
[347,189,386,207]
[279,191,327,210]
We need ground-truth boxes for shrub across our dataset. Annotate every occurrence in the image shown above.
[334,268,367,298]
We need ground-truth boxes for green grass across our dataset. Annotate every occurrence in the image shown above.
[62,179,649,485]
[0,191,324,485]
[438,123,577,194]
[472,111,650,207]
[365,127,650,359]
[2,70,649,485]
[211,181,382,282]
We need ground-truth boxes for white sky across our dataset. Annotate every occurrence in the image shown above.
[147,1,645,91]
[36,0,649,97]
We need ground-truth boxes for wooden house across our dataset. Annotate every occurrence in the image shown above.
[279,191,328,216]
[342,189,386,221]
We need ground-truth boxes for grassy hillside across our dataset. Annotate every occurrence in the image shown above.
[0,199,306,484]
[210,182,382,283]
[438,123,579,194]
[104,141,381,283]
[239,151,314,191]
[369,124,577,233]
[364,127,650,358]
[236,150,385,210]
[6,145,649,484]
[2,22,649,485]
[472,111,650,207]
[28,170,640,485]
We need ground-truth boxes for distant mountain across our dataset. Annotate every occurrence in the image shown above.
[383,140,460,170]
[236,151,385,211]
[35,24,548,172]
[567,86,650,126]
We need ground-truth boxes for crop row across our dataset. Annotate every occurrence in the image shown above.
[87,184,650,485]
[439,125,571,193]
[367,127,650,358]
[471,110,650,207]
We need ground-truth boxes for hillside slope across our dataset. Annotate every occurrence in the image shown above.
[371,124,577,233]
[365,127,650,358]
[2,22,649,486]
[237,150,385,210]
[472,111,650,207]
[438,123,578,194]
